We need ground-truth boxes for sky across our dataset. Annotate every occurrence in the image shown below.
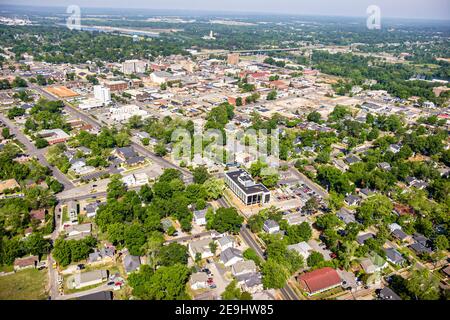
[2,0,450,20]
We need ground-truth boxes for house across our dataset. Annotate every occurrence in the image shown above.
[188,238,214,260]
[122,173,148,187]
[88,246,115,264]
[392,229,412,243]
[344,155,361,165]
[38,129,70,145]
[263,219,280,234]
[336,208,356,225]
[64,223,92,239]
[288,242,313,260]
[235,272,263,294]
[283,213,308,226]
[220,248,244,267]
[78,291,113,300]
[393,203,414,216]
[378,162,391,171]
[29,208,46,224]
[67,201,78,225]
[85,202,104,218]
[216,235,235,251]
[224,169,270,206]
[74,270,108,289]
[113,147,138,161]
[356,233,375,245]
[378,287,402,300]
[297,267,342,296]
[0,178,20,194]
[190,272,209,290]
[13,255,38,271]
[389,144,402,154]
[388,223,402,233]
[232,260,257,276]
[360,254,387,274]
[123,254,141,274]
[193,209,207,226]
[383,248,406,266]
[359,188,374,198]
[344,195,361,206]
[409,243,433,255]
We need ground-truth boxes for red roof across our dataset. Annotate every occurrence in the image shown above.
[298,267,341,294]
[14,256,38,268]
[30,208,46,221]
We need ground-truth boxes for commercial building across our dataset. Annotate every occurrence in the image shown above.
[224,169,270,206]
[93,85,111,104]
[122,59,147,74]
[38,129,70,145]
[104,80,128,92]
[227,53,240,65]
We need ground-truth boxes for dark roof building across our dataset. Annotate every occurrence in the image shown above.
[224,169,270,206]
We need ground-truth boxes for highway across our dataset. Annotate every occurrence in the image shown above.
[216,197,300,300]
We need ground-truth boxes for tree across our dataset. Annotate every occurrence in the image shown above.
[206,207,243,234]
[107,175,127,200]
[262,259,289,289]
[286,222,312,244]
[406,268,440,300]
[222,280,242,300]
[434,235,449,251]
[24,233,51,258]
[307,251,325,268]
[124,223,147,256]
[267,90,277,101]
[1,127,11,139]
[192,166,211,184]
[157,243,188,266]
[356,195,393,226]
[154,142,167,157]
[35,138,49,149]
[203,178,225,200]
[304,197,320,213]
[243,248,263,267]
[315,213,342,230]
[209,241,218,255]
[139,184,153,204]
[129,263,190,300]
[307,111,321,123]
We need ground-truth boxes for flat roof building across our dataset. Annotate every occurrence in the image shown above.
[224,169,270,206]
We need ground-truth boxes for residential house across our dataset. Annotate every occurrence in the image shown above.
[0,178,20,194]
[88,246,115,264]
[357,233,375,245]
[188,238,214,260]
[344,195,361,207]
[383,248,406,266]
[344,155,361,165]
[220,248,244,267]
[85,202,104,218]
[288,242,313,260]
[235,272,263,294]
[359,188,374,198]
[193,209,207,226]
[336,208,356,225]
[74,270,108,289]
[360,254,387,274]
[378,162,391,171]
[232,260,257,276]
[389,144,402,154]
[378,287,402,300]
[13,255,38,271]
[263,219,280,234]
[190,272,209,290]
[391,229,411,243]
[123,254,141,274]
[29,208,46,224]
[216,235,235,252]
[297,267,342,296]
[64,223,92,240]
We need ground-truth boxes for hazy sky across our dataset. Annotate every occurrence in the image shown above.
[3,0,450,20]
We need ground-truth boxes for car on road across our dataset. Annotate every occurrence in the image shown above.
[107,281,115,285]
[77,264,85,270]
[209,284,217,289]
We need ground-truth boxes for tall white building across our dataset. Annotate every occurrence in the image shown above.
[122,59,147,74]
[93,85,111,104]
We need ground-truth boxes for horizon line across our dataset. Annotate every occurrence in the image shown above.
[1,3,450,23]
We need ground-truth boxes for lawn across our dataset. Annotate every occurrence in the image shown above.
[0,268,48,300]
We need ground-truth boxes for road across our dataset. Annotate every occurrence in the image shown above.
[216,197,300,300]
[0,114,75,190]
[32,84,194,181]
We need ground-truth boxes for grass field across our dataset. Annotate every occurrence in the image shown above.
[0,268,48,300]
